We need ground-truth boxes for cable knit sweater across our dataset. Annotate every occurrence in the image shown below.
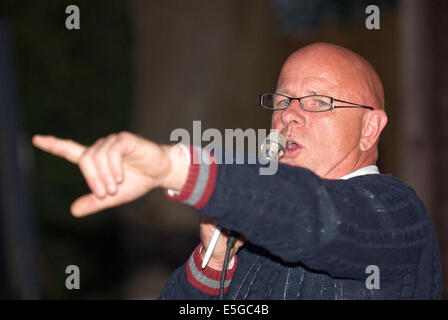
[159,146,442,299]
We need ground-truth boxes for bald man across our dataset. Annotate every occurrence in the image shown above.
[32,43,441,299]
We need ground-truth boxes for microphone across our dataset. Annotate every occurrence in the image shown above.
[260,131,287,161]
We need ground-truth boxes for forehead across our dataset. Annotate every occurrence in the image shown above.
[276,73,342,97]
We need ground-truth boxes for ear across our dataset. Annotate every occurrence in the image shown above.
[360,110,388,152]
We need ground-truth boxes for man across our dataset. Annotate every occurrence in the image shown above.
[32,43,442,299]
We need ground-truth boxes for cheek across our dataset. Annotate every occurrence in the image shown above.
[320,118,361,152]
[309,118,347,150]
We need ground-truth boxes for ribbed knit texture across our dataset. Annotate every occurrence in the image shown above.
[159,161,442,300]
[185,244,237,295]
[164,145,217,209]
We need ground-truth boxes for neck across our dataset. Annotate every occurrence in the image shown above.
[323,149,377,180]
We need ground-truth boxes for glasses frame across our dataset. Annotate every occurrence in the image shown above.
[260,93,374,112]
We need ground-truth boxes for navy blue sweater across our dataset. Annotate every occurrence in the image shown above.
[159,148,442,299]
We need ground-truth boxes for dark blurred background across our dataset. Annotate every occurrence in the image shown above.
[0,0,446,299]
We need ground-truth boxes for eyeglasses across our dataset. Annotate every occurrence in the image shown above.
[260,93,374,112]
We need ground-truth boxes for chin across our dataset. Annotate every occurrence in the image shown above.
[281,158,318,173]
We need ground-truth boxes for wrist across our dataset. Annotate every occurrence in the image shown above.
[164,144,217,210]
[199,245,226,270]
[160,144,190,191]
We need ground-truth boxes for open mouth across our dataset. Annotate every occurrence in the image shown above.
[286,141,299,151]
[283,139,302,158]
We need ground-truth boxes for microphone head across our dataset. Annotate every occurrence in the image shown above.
[260,132,287,161]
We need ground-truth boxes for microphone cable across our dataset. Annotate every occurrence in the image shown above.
[218,132,285,299]
[219,231,239,300]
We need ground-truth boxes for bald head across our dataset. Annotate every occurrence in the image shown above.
[271,42,388,179]
[280,42,385,110]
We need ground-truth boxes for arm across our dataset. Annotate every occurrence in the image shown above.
[32,133,431,291]
[168,146,432,281]
[32,133,239,298]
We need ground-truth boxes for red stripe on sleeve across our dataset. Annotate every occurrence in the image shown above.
[185,243,237,296]
[164,145,200,202]
[194,153,218,210]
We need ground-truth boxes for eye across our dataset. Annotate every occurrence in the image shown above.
[317,100,329,108]
[280,99,290,107]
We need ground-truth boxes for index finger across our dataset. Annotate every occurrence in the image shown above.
[32,134,86,164]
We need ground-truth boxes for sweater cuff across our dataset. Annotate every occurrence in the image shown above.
[186,243,237,296]
[164,145,217,210]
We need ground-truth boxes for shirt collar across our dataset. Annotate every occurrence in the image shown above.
[339,165,380,180]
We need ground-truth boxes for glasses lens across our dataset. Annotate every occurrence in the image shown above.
[261,94,275,109]
[301,96,332,112]
[261,94,290,110]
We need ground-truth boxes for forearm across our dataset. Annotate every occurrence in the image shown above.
[166,146,430,279]
[204,163,431,278]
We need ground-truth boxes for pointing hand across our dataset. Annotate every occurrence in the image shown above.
[32,132,188,217]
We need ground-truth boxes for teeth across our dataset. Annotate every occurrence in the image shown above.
[287,141,298,149]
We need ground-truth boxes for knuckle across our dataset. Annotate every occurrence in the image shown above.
[92,141,107,157]
[97,169,109,183]
[107,142,120,157]
[106,149,118,165]
[93,159,108,180]
[91,152,111,180]
[78,154,88,167]
[108,133,117,140]
[78,152,93,171]
[92,148,104,162]
[78,161,93,182]
[76,157,101,189]
[95,137,105,146]
[117,131,131,140]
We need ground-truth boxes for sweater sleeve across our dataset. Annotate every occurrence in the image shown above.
[158,243,237,299]
[162,146,238,297]
[166,146,435,281]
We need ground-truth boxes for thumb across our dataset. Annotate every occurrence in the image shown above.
[229,236,246,258]
[70,193,119,217]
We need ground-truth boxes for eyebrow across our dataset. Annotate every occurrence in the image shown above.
[276,89,323,97]
[275,89,293,96]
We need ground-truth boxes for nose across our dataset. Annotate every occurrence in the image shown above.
[280,99,306,128]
